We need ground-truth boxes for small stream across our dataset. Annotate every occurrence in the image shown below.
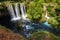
[0,3,56,38]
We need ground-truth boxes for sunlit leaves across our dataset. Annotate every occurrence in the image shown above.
[51,0,57,3]
[47,5,53,12]
[49,11,57,17]
[48,17,59,28]
[39,0,44,3]
[56,0,60,4]
[27,1,42,20]
[44,0,51,3]
[56,5,60,10]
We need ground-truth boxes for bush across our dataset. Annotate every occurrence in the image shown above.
[29,31,60,40]
[27,1,42,20]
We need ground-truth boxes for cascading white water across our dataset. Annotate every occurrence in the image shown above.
[7,3,53,37]
[43,5,51,26]
[43,5,50,21]
[7,4,16,21]
[20,3,33,38]
[45,12,50,20]
[20,3,27,20]
[14,3,21,20]
[7,4,20,33]
[7,3,20,21]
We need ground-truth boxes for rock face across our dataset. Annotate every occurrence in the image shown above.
[0,29,27,40]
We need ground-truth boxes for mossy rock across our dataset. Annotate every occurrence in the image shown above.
[0,25,27,40]
[0,25,13,32]
[29,31,60,40]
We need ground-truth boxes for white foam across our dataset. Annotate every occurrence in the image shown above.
[11,17,20,21]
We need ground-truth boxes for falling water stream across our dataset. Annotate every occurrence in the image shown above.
[7,3,21,33]
[14,3,21,20]
[20,3,27,20]
[6,3,53,38]
[43,5,51,27]
[7,4,16,21]
[20,3,32,37]
[7,3,20,21]
[20,3,53,38]
[44,12,51,27]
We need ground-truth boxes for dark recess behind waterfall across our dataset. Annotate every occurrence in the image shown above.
[0,6,19,33]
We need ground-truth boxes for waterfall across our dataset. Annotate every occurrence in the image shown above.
[45,12,50,20]
[14,3,21,20]
[43,5,50,21]
[7,3,20,21]
[7,4,16,21]
[7,4,20,32]
[20,3,26,20]
[43,5,51,26]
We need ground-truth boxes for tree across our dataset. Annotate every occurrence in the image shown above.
[27,1,43,21]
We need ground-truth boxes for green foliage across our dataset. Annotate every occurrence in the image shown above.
[47,5,53,12]
[29,31,60,40]
[48,18,58,26]
[48,17,59,28]
[2,1,15,5]
[0,25,13,32]
[56,0,60,4]
[38,0,44,3]
[51,0,57,3]
[56,16,60,22]
[27,1,42,20]
[33,0,44,3]
[49,11,57,17]
[56,5,60,10]
[44,0,57,3]
[0,2,3,9]
[44,0,51,3]
[0,5,3,9]
[55,16,60,28]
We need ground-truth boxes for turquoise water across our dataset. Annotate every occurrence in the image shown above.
[43,22,51,27]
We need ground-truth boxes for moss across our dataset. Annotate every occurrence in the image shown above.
[0,25,27,40]
[29,31,60,40]
[0,25,13,32]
